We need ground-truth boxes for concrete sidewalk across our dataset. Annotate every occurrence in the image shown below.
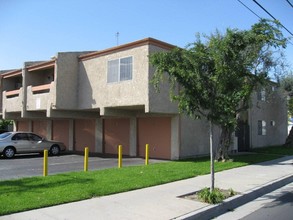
[1,156,293,220]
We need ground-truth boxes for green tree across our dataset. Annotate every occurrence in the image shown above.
[280,73,293,147]
[0,120,12,130]
[288,97,293,117]
[150,19,287,191]
[280,73,293,97]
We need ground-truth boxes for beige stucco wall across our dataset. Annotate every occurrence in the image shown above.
[21,52,88,115]
[148,45,178,114]
[1,71,23,118]
[78,44,178,115]
[26,82,54,111]
[179,115,221,159]
[249,88,287,148]
[78,45,149,113]
[179,116,210,158]
[179,87,287,157]
[2,88,23,114]
[54,52,86,109]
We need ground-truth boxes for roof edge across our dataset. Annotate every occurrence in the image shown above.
[1,69,22,78]
[78,37,176,61]
[26,60,56,72]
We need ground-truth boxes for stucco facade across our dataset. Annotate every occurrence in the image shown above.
[248,88,288,148]
[0,38,288,160]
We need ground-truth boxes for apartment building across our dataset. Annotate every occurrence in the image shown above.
[0,38,288,159]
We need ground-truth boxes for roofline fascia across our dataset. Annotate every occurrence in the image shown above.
[78,37,176,61]
[1,69,22,79]
[26,60,56,72]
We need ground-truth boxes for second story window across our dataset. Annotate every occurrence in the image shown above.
[257,89,266,101]
[107,57,132,83]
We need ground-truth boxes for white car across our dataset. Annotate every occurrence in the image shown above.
[0,132,66,158]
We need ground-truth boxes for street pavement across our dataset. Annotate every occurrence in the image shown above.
[215,182,293,220]
[0,154,164,180]
[1,156,293,220]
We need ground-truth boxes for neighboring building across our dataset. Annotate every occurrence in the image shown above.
[0,38,287,160]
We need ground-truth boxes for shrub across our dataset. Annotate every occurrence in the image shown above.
[197,187,225,204]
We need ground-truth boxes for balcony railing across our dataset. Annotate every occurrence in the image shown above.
[3,88,23,112]
[26,82,54,111]
[31,83,51,93]
[5,89,20,98]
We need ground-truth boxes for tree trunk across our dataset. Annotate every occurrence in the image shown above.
[215,125,233,162]
[209,121,215,192]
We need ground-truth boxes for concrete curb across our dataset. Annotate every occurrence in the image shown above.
[174,173,293,220]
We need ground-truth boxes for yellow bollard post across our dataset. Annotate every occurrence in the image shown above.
[118,145,122,168]
[84,147,89,172]
[43,149,48,177]
[145,144,149,165]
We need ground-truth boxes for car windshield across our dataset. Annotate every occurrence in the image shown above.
[0,132,12,139]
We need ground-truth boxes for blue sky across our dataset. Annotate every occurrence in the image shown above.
[0,0,292,70]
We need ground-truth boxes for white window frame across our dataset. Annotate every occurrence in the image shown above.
[257,120,266,135]
[107,56,133,83]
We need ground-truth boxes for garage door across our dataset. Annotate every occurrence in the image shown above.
[137,117,171,159]
[74,119,95,152]
[52,120,69,150]
[32,120,47,137]
[17,120,30,131]
[104,118,130,155]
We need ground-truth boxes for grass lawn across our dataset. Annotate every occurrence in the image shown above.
[251,145,293,155]
[0,147,291,216]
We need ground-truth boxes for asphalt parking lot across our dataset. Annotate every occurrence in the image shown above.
[0,154,163,181]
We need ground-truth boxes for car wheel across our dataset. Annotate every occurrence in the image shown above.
[50,145,60,156]
[3,147,15,159]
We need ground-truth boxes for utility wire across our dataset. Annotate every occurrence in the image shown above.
[286,0,293,8]
[237,0,261,19]
[253,0,293,37]
[237,0,293,45]
[253,0,277,20]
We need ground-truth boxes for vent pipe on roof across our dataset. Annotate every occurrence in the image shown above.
[116,32,120,46]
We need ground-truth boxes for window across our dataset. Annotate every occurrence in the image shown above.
[0,132,12,139]
[28,133,42,141]
[258,120,266,135]
[107,59,119,83]
[107,57,132,83]
[12,133,29,140]
[257,89,266,101]
[270,120,276,126]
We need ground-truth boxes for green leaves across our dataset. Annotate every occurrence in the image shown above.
[149,19,287,130]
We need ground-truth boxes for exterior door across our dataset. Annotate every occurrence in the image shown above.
[236,120,250,152]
